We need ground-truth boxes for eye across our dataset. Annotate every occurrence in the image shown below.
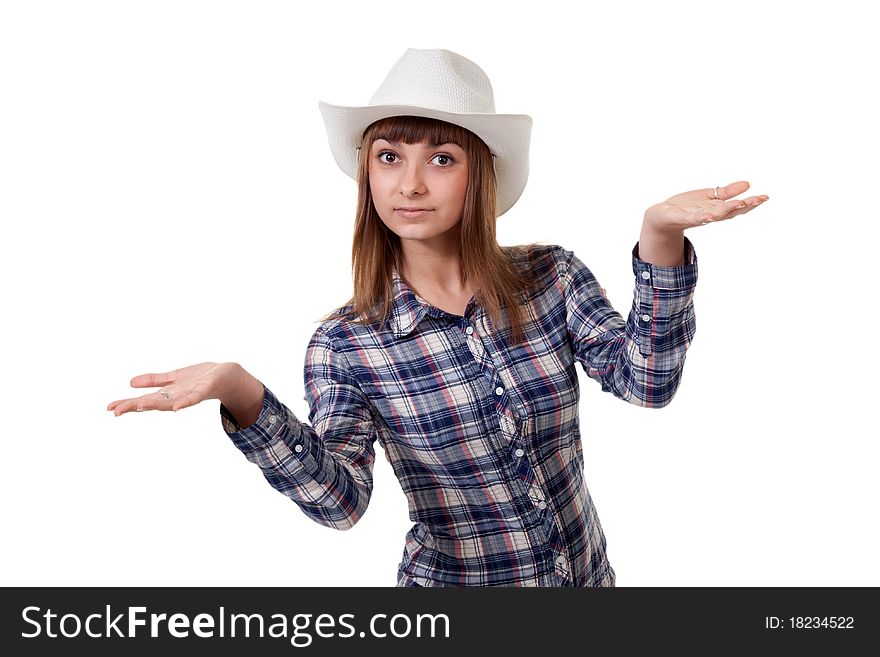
[377,151,397,164]
[431,154,455,167]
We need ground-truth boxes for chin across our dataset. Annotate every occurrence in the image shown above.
[380,216,460,241]
[395,227,436,240]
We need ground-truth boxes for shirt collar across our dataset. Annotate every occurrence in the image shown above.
[389,267,431,338]
[389,266,481,339]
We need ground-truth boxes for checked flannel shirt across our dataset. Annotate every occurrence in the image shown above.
[220,239,698,587]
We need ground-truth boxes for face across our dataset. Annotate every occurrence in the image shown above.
[368,138,469,247]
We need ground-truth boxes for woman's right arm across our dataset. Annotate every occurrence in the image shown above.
[217,326,380,532]
[108,329,380,532]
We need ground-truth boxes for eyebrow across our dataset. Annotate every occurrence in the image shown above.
[374,138,458,149]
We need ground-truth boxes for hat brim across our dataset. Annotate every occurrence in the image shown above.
[317,101,532,217]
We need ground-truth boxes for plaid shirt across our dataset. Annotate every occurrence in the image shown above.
[220,239,698,587]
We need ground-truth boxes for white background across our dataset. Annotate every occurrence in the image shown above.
[2,0,876,587]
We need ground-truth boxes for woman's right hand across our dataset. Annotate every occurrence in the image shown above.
[107,362,241,417]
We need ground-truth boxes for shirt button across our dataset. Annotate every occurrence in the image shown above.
[515,448,525,457]
[465,326,474,335]
[495,386,504,396]
[294,444,303,453]
[556,555,567,566]
[268,415,277,425]
[641,270,651,280]
[538,501,547,510]
[641,314,651,322]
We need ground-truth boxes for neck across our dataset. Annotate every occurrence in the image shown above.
[398,232,468,295]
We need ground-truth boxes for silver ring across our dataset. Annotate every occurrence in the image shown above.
[160,392,172,399]
[713,186,720,199]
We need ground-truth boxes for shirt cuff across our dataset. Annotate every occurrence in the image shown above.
[631,236,698,289]
[220,384,287,453]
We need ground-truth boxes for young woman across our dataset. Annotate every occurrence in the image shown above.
[107,49,769,587]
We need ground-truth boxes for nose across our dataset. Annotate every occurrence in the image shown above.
[399,160,426,197]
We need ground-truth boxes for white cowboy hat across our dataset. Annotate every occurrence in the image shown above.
[317,48,533,217]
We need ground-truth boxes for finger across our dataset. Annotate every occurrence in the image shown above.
[738,195,768,208]
[725,197,769,218]
[109,399,137,415]
[113,397,151,416]
[703,197,769,224]
[107,399,136,412]
[129,370,180,389]
[112,399,137,416]
[112,391,175,416]
[711,195,767,215]
[711,180,750,201]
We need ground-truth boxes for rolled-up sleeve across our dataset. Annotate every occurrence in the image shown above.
[558,238,698,407]
[219,326,378,530]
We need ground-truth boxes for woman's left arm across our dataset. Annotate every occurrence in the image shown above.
[562,180,769,407]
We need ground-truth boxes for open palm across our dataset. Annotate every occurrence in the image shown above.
[645,180,769,232]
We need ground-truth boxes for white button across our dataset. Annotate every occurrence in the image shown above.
[641,314,651,322]
[495,386,504,395]
[556,555,567,566]
[515,448,525,457]
[538,501,547,510]
[268,414,276,425]
[641,270,651,279]
[294,444,303,453]
[465,326,474,335]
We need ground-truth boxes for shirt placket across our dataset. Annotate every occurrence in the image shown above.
[460,316,573,586]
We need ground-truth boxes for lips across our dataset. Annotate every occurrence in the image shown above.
[395,208,433,219]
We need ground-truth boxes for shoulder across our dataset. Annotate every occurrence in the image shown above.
[307,301,391,355]
[501,242,570,296]
[502,242,567,274]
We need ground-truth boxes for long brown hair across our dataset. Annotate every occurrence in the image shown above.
[319,115,539,345]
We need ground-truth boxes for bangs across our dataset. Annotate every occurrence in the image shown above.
[363,115,474,150]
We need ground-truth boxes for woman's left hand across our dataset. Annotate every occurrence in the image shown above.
[643,180,769,233]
